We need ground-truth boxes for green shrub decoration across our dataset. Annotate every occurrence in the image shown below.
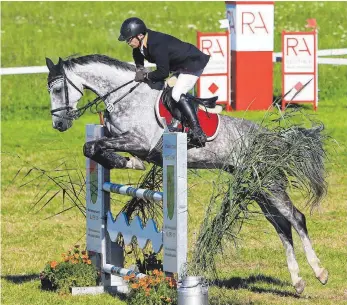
[40,245,99,294]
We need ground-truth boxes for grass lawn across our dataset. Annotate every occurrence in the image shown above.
[2,97,346,304]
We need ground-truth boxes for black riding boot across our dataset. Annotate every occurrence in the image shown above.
[176,94,207,146]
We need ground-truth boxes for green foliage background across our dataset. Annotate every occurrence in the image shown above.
[1,1,347,120]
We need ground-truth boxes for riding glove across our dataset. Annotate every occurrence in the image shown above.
[135,70,148,82]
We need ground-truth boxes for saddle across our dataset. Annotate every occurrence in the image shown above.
[155,77,221,141]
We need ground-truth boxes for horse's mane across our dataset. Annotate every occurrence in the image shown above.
[63,54,136,72]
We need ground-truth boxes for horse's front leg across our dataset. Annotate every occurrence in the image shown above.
[83,136,147,170]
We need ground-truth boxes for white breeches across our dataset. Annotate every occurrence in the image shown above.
[171,69,204,102]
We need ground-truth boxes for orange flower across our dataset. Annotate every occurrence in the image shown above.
[123,275,130,281]
[140,282,148,289]
[74,253,79,259]
[50,261,58,269]
[130,273,135,278]
[166,298,171,302]
[87,260,92,265]
[64,257,69,262]
[131,283,139,289]
[61,253,66,257]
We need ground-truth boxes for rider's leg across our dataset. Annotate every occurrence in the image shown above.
[172,71,207,146]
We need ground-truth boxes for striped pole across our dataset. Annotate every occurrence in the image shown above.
[103,264,147,279]
[103,182,163,202]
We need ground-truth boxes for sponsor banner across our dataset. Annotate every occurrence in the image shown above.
[197,31,231,110]
[283,34,315,73]
[283,75,315,102]
[199,75,228,102]
[282,30,317,110]
[226,2,274,51]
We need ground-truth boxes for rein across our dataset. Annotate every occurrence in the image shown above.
[49,69,140,120]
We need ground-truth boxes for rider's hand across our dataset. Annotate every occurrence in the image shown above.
[135,70,148,82]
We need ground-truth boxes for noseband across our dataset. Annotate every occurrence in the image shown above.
[48,68,140,120]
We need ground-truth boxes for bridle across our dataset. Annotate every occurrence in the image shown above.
[48,67,140,120]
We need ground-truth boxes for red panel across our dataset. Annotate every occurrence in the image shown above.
[231,51,273,111]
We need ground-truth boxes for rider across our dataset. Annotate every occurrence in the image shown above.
[118,17,210,146]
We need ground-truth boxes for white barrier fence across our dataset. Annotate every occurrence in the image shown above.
[75,124,188,296]
[1,49,346,76]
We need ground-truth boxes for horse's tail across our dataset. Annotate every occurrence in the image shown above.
[280,124,327,210]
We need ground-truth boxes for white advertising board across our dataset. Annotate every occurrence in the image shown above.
[197,31,231,110]
[282,31,317,109]
[226,3,274,51]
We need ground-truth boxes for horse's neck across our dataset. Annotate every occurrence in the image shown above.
[67,62,135,97]
[67,62,160,125]
[68,63,160,114]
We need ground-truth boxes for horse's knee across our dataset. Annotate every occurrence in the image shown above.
[83,141,96,158]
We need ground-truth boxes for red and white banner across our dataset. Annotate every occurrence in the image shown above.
[197,31,231,111]
[282,30,318,110]
[225,1,274,111]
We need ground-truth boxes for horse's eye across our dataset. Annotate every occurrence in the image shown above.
[54,88,62,94]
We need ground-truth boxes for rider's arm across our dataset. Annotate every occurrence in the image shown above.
[132,48,144,69]
[147,44,170,82]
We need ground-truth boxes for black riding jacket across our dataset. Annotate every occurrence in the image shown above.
[133,29,210,82]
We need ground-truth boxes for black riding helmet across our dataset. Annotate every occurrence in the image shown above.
[118,17,147,42]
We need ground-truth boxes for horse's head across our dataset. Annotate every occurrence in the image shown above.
[46,57,84,132]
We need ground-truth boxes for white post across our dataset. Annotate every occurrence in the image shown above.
[163,132,188,279]
[85,124,127,294]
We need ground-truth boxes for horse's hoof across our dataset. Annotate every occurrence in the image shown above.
[317,268,328,285]
[294,278,306,295]
[126,157,146,170]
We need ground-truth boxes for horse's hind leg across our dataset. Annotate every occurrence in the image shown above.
[256,197,306,294]
[262,190,328,286]
[290,203,328,285]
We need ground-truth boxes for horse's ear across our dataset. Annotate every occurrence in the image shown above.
[45,57,55,71]
[58,57,63,66]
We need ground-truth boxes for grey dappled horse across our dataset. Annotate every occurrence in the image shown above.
[46,55,328,294]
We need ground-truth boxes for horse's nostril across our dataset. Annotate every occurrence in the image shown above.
[57,122,63,128]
